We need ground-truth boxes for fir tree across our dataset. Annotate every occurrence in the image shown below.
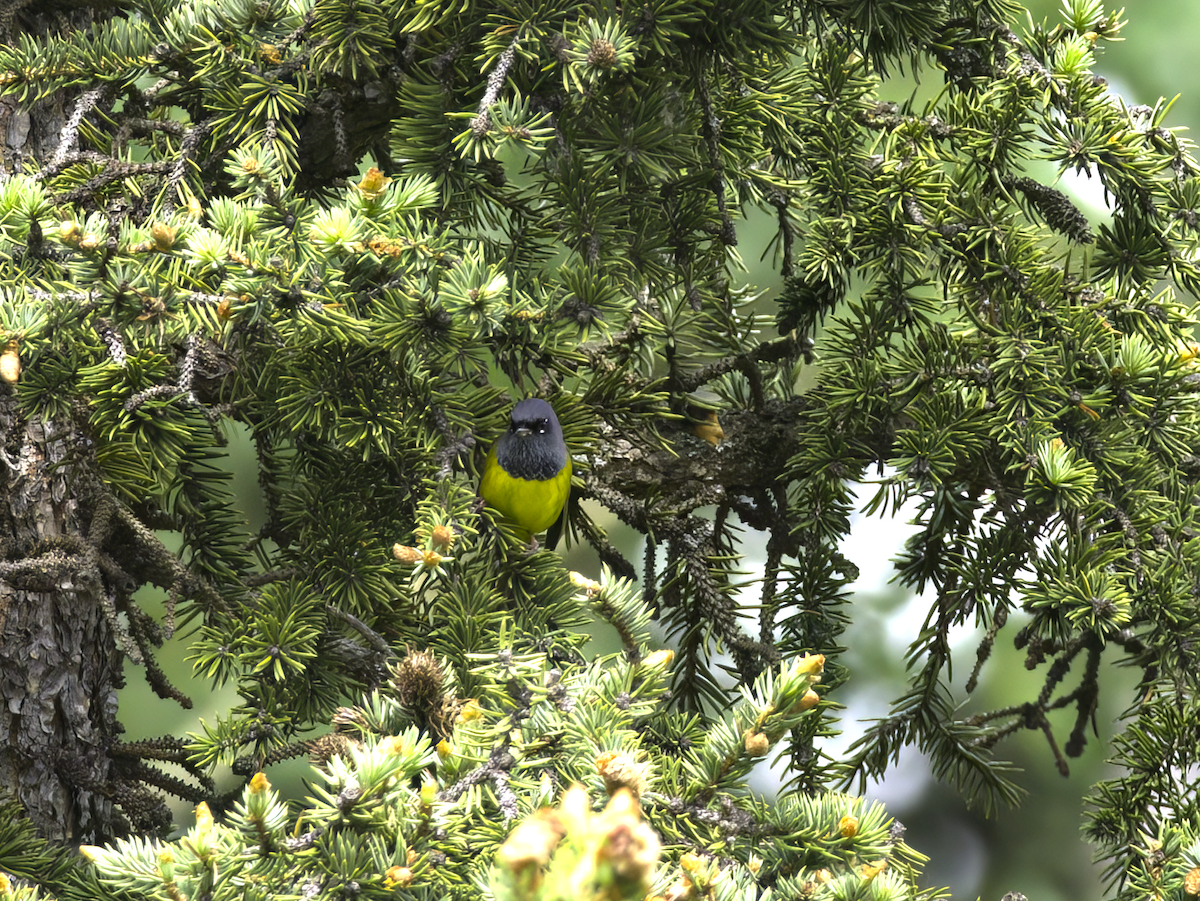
[0,0,1198,899]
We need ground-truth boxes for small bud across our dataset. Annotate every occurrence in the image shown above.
[436,739,451,759]
[587,38,618,68]
[356,166,391,200]
[79,233,100,251]
[593,789,661,888]
[333,705,369,731]
[217,296,235,321]
[595,749,653,798]
[640,649,675,673]
[495,808,567,873]
[1186,867,1200,896]
[419,779,437,809]
[431,524,455,552]
[743,731,771,757]
[796,689,820,712]
[384,865,414,888]
[59,220,81,244]
[393,543,422,564]
[0,339,20,386]
[458,699,483,723]
[150,221,177,251]
[385,734,413,755]
[194,801,214,831]
[679,852,706,876]
[569,571,602,595]
[860,859,888,881]
[249,772,271,794]
[796,653,825,677]
[839,814,859,838]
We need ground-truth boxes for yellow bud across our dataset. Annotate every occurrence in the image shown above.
[796,653,825,677]
[593,788,661,888]
[150,221,177,251]
[838,814,859,838]
[420,779,437,808]
[743,730,771,758]
[194,801,214,831]
[78,845,102,863]
[393,543,422,564]
[59,220,81,243]
[384,865,414,888]
[860,859,888,880]
[796,689,820,712]
[641,649,675,673]
[569,571,602,595]
[249,772,271,794]
[595,749,653,797]
[79,234,100,251]
[495,808,567,873]
[431,524,455,552]
[0,339,20,386]
[458,699,482,722]
[436,739,451,759]
[158,848,174,865]
[385,735,412,755]
[357,166,392,199]
[679,852,706,875]
[421,548,445,568]
[1186,867,1200,895]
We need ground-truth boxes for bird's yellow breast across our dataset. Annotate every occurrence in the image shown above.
[480,446,572,534]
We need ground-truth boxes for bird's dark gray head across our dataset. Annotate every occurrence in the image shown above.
[496,398,567,480]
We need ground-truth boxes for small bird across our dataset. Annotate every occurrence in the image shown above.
[480,398,572,539]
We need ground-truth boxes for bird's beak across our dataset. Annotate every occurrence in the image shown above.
[515,427,531,437]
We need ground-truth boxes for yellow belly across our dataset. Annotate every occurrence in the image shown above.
[480,448,571,534]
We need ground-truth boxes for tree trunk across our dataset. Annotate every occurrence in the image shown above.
[0,3,123,842]
[0,395,120,843]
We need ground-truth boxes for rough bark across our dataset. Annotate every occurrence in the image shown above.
[0,2,126,844]
[0,393,119,843]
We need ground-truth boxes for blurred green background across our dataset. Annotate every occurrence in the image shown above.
[118,2,1197,898]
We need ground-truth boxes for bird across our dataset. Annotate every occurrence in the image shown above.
[480,398,572,540]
